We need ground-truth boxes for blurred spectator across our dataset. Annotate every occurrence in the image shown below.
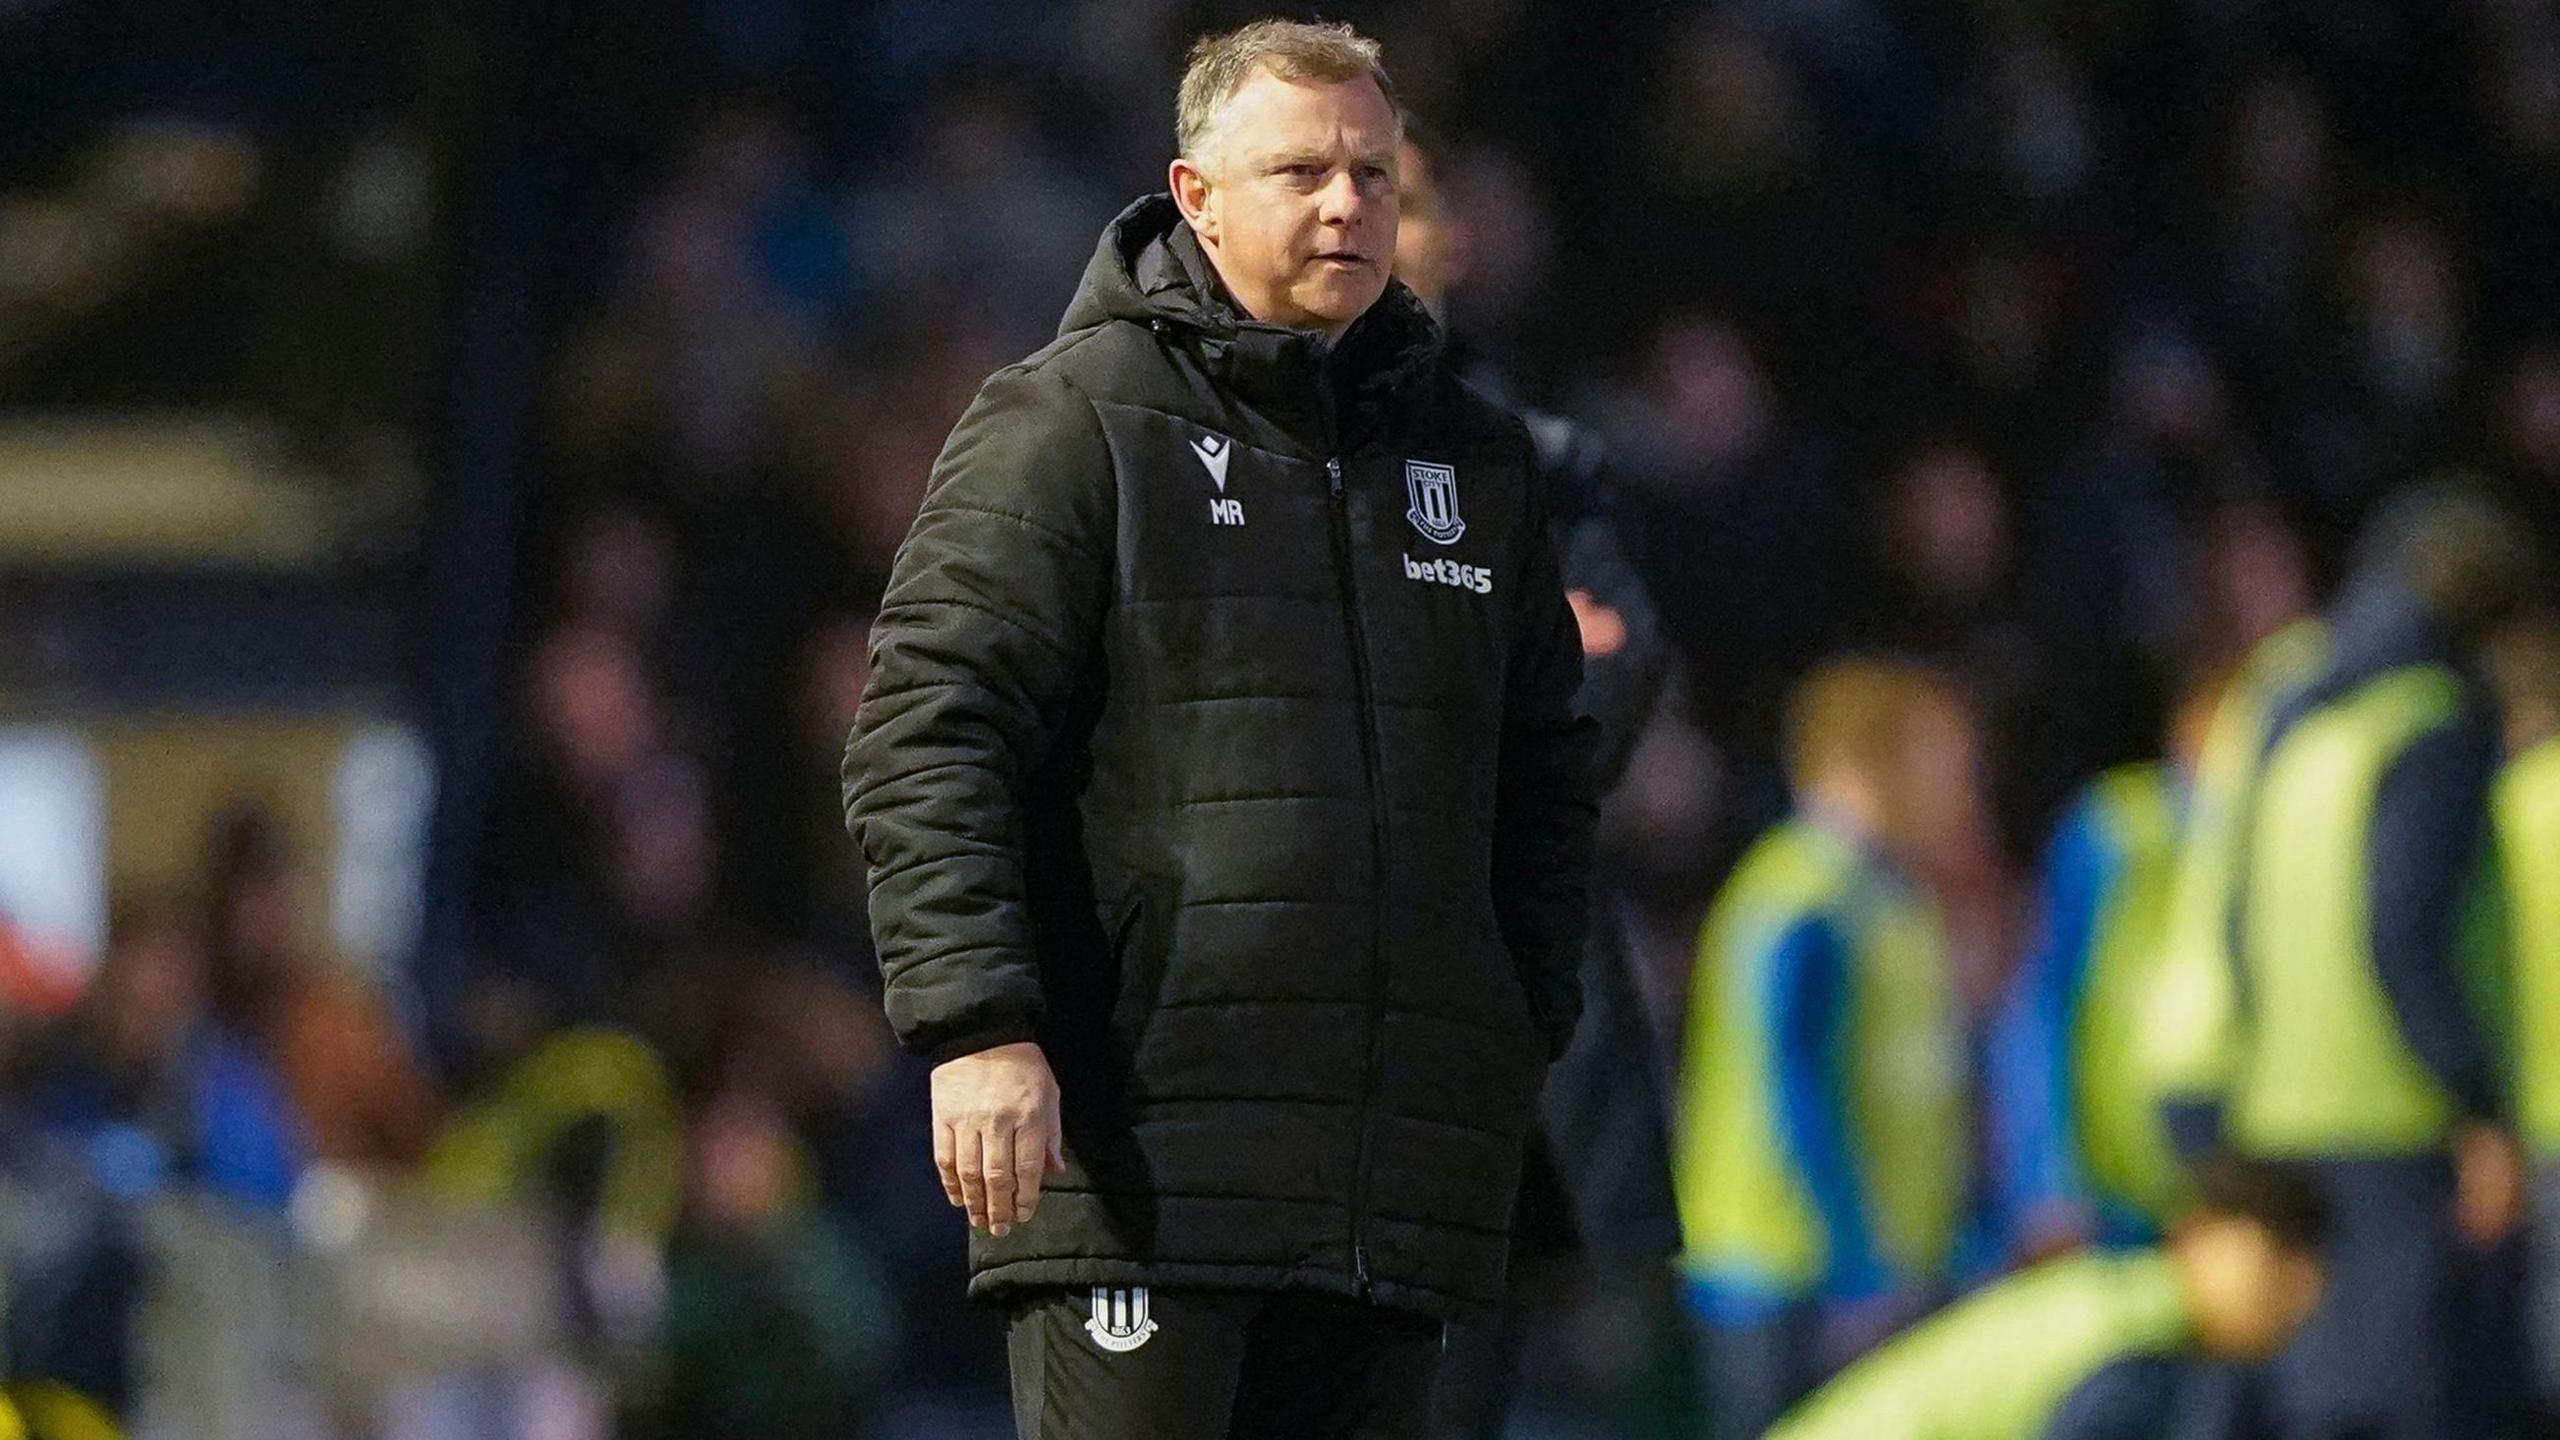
[1606,316,1871,867]
[0,914,82,1034]
[612,98,841,490]
[1867,442,2038,987]
[12,895,203,1164]
[473,621,684,1029]
[198,804,438,1202]
[2208,68,2335,403]
[848,75,1117,355]
[632,958,900,1440]
[2487,343,2560,560]
[3,895,203,1411]
[781,610,879,957]
[2277,212,2473,566]
[2046,326,2275,672]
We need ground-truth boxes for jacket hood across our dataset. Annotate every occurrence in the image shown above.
[1059,194,1443,432]
[2314,577,2459,700]
[2306,484,2539,699]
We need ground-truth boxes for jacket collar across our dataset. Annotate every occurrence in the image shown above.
[1059,194,1443,444]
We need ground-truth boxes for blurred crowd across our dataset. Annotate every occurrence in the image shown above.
[7,0,2560,1436]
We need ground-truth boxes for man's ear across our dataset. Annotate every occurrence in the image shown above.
[1170,156,1216,245]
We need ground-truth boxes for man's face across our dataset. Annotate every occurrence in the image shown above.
[1172,69,1399,338]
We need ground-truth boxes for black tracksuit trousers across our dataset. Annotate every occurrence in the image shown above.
[1006,1286,1443,1438]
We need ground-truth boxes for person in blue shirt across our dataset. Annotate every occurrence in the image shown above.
[1988,680,2223,1261]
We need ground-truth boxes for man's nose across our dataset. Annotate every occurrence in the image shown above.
[1317,169,1364,227]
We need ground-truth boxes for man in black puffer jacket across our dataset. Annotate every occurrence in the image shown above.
[842,18,1596,1437]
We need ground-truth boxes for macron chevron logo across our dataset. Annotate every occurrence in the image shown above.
[1189,433,1232,492]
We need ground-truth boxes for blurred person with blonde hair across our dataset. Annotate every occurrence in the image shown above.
[1672,657,1981,1439]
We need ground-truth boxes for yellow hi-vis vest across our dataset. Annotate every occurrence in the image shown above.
[1673,818,1965,1295]
[2066,764,2186,1226]
[2227,664,2494,1154]
[2136,622,2330,1116]
[2497,735,2560,1156]
[0,1385,121,1440]
[423,1027,687,1242]
[1768,1250,2192,1440]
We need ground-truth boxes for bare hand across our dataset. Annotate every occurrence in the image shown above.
[931,1041,1065,1237]
[2453,1122,2524,1248]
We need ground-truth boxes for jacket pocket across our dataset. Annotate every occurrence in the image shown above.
[1467,900,1536,1042]
[1104,876,1174,1046]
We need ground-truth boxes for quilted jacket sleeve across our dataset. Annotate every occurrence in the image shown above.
[843,365,1114,1063]
[1494,454,1601,1058]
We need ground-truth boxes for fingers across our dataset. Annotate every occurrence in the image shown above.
[1010,1120,1048,1227]
[933,1121,964,1209]
[1046,1120,1067,1175]
[956,1128,990,1232]
[984,1125,1020,1235]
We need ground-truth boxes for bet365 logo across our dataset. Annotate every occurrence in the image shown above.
[1402,553,1493,595]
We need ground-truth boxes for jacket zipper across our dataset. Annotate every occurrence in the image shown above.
[1324,452,1392,1301]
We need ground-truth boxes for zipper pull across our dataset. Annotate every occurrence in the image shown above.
[1326,457,1344,499]
[1354,1242,1373,1299]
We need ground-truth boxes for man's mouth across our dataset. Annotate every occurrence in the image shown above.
[1313,251,1370,267]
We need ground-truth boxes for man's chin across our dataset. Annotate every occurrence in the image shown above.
[1297,278,1387,331]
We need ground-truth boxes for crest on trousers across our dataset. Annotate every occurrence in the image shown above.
[1404,460,1465,545]
[1086,1285,1158,1353]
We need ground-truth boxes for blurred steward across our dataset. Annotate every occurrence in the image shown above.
[1672,658,1982,1440]
[2490,615,2560,1420]
[2135,621,2333,1150]
[1986,672,2227,1261]
[2150,489,2538,1437]
[1767,1156,2328,1440]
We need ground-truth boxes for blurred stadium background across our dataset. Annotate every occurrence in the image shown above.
[0,0,2556,1436]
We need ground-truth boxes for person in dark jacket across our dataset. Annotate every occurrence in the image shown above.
[841,19,1597,1438]
[1391,123,1681,1439]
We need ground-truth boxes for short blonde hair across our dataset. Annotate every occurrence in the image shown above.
[1782,657,1962,796]
[1176,18,1398,160]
